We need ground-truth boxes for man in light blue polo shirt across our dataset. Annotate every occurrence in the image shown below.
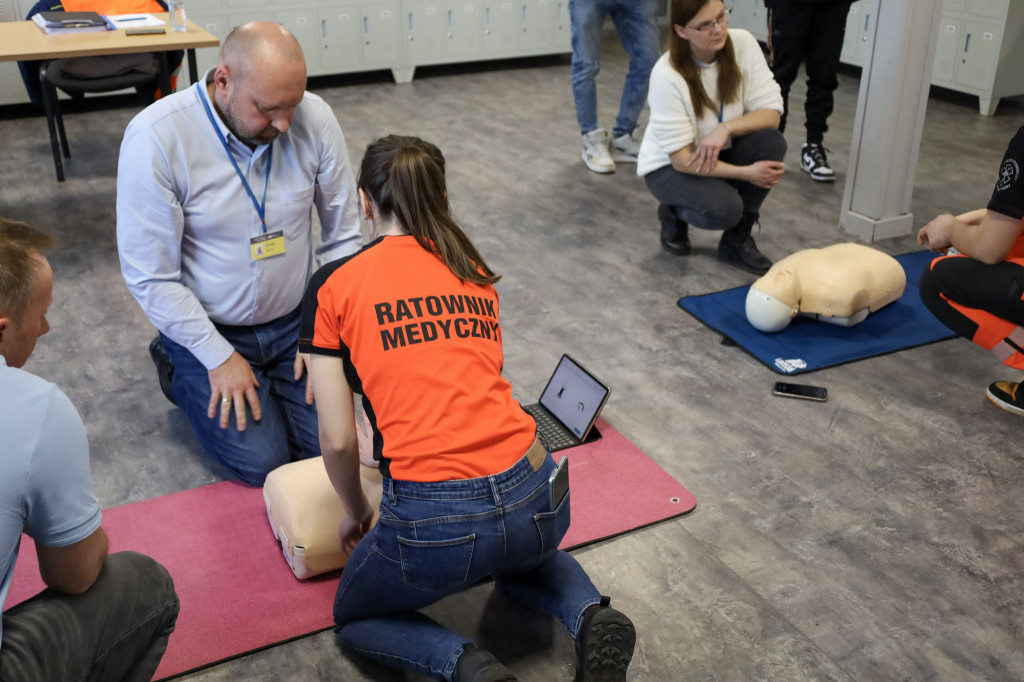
[116,22,362,485]
[0,218,178,681]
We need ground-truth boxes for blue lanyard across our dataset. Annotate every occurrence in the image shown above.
[718,100,724,124]
[200,88,273,233]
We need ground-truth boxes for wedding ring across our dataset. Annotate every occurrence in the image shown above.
[221,397,231,404]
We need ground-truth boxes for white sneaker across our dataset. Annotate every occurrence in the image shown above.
[800,143,836,182]
[610,130,641,163]
[581,128,615,174]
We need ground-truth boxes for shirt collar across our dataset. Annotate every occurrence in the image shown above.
[198,68,234,142]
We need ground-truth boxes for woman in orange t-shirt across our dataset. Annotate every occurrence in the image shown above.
[299,135,635,682]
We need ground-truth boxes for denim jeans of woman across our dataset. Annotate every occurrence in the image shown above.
[333,448,601,680]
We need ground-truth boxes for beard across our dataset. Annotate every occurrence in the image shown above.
[220,95,281,147]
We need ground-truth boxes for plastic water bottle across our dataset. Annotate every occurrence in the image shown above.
[169,0,187,32]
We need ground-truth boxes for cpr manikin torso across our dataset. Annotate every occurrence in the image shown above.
[745,243,906,332]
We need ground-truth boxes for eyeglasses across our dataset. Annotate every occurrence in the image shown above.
[687,7,731,35]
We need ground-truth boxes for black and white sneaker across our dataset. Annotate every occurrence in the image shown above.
[800,143,835,183]
[987,380,1024,417]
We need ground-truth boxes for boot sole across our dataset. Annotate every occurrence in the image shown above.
[576,617,636,682]
[661,241,691,256]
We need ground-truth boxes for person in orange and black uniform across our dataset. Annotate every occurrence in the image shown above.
[300,135,636,682]
[919,125,1024,417]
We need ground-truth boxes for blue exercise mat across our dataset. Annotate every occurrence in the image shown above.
[677,251,958,375]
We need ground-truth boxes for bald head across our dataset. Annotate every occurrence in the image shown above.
[210,22,308,148]
[219,22,306,87]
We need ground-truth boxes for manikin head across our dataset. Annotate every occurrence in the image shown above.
[0,219,56,368]
[745,267,801,333]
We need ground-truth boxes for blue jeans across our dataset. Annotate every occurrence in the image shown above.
[333,447,601,681]
[160,306,320,486]
[0,552,179,682]
[570,0,661,137]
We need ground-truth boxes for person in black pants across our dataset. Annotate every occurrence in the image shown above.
[918,126,1024,417]
[764,0,853,182]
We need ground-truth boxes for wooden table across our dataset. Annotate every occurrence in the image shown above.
[0,15,219,94]
[0,15,219,180]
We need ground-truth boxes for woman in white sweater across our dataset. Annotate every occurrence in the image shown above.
[638,0,786,275]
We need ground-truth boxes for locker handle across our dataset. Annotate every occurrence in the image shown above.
[863,13,869,32]
[321,18,326,38]
[448,9,453,28]
[964,34,970,53]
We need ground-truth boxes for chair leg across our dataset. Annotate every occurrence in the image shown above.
[39,62,64,182]
[55,104,69,159]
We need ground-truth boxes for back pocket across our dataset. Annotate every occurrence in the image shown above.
[398,533,476,592]
[533,491,571,553]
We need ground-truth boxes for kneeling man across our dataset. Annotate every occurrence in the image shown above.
[116,22,362,484]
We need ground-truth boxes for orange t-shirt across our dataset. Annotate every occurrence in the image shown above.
[300,236,536,482]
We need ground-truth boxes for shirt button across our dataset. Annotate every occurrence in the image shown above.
[258,271,265,280]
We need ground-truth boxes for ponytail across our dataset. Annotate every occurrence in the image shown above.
[358,135,500,285]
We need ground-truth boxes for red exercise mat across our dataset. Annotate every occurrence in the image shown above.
[6,418,695,679]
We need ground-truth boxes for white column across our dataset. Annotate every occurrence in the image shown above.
[840,0,944,241]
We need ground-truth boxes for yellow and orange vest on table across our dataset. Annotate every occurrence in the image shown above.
[60,0,165,14]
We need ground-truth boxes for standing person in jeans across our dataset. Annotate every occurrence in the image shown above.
[301,135,635,681]
[0,218,179,681]
[571,0,661,174]
[639,0,786,274]
[765,0,853,182]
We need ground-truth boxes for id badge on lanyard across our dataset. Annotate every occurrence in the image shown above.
[200,89,285,262]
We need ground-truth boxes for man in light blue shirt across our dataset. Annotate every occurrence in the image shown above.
[0,218,178,680]
[116,22,362,485]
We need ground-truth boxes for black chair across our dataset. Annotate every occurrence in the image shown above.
[39,53,160,182]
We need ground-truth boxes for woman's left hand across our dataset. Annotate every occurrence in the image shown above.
[686,123,730,174]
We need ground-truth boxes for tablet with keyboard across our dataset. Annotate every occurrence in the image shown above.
[521,354,610,452]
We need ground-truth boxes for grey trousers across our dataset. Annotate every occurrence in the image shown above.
[0,551,179,682]
[644,128,787,230]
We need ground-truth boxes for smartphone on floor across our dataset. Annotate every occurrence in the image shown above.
[772,382,828,402]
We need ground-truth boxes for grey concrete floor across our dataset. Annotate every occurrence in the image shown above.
[2,32,1024,681]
